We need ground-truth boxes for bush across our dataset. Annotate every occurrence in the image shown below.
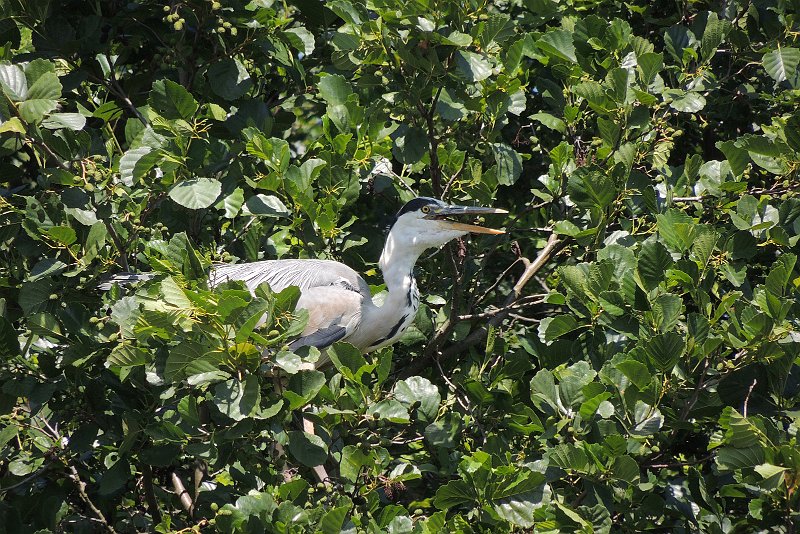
[1,0,800,531]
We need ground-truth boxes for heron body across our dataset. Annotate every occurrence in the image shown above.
[209,197,506,364]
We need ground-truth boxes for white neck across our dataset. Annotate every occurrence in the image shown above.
[354,227,423,351]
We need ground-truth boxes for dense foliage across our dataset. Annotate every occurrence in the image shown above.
[2,0,800,531]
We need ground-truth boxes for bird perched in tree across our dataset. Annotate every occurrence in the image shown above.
[208,197,506,366]
[101,196,506,483]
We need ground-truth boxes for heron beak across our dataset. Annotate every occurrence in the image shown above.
[426,204,508,235]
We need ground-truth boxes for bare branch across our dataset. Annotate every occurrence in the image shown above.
[141,465,162,526]
[401,233,564,378]
[171,471,194,516]
[68,465,118,534]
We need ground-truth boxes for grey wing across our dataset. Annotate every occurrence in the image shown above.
[209,259,370,297]
[290,286,366,366]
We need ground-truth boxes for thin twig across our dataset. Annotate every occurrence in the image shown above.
[68,465,117,534]
[743,378,757,417]
[401,234,564,378]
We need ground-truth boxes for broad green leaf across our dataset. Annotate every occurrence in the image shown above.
[492,143,522,185]
[536,29,577,63]
[243,194,290,217]
[567,167,616,209]
[165,342,219,382]
[107,344,150,368]
[119,147,162,186]
[41,112,86,130]
[394,376,440,422]
[762,47,800,85]
[642,331,685,372]
[285,370,325,410]
[42,226,76,246]
[454,50,492,82]
[716,446,765,471]
[285,27,315,56]
[433,480,476,509]
[0,62,27,100]
[538,315,579,342]
[616,360,653,391]
[700,12,728,62]
[637,241,673,290]
[214,376,261,421]
[319,505,350,534]
[318,74,353,105]
[168,178,222,210]
[150,79,198,120]
[664,89,706,112]
[208,58,253,101]
[287,430,328,467]
[491,472,549,528]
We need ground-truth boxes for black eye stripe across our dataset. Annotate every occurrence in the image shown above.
[395,197,439,217]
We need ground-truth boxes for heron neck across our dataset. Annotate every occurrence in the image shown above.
[378,232,422,302]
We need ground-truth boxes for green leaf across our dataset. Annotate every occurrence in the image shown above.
[716,446,765,471]
[568,167,616,209]
[538,314,579,342]
[214,376,261,421]
[762,47,800,85]
[637,52,663,84]
[0,62,27,100]
[491,472,550,528]
[700,12,727,62]
[664,89,706,112]
[285,27,316,56]
[454,51,492,82]
[433,480,476,509]
[207,58,253,101]
[536,29,577,63]
[318,74,353,105]
[637,241,673,290]
[394,376,440,422]
[41,112,86,130]
[42,226,76,246]
[107,345,150,368]
[615,360,653,391]
[650,293,682,331]
[530,112,566,133]
[285,370,325,410]
[492,143,522,185]
[319,505,350,534]
[392,124,427,165]
[168,178,222,210]
[150,79,198,120]
[165,342,220,382]
[243,194,290,217]
[0,317,21,359]
[642,331,685,372]
[119,147,162,186]
[287,430,328,467]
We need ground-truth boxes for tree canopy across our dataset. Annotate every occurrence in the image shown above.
[1,0,800,531]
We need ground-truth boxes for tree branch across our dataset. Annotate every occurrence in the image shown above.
[141,465,162,526]
[401,233,564,378]
[68,465,117,534]
[171,471,194,517]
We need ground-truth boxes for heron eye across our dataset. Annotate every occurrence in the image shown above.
[421,206,430,213]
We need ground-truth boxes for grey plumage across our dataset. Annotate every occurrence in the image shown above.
[100,198,506,367]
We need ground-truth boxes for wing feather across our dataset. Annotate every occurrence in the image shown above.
[209,259,370,297]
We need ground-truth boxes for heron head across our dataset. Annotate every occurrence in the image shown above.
[389,197,507,251]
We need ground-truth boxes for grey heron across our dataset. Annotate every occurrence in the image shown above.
[208,197,507,364]
[101,196,506,483]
